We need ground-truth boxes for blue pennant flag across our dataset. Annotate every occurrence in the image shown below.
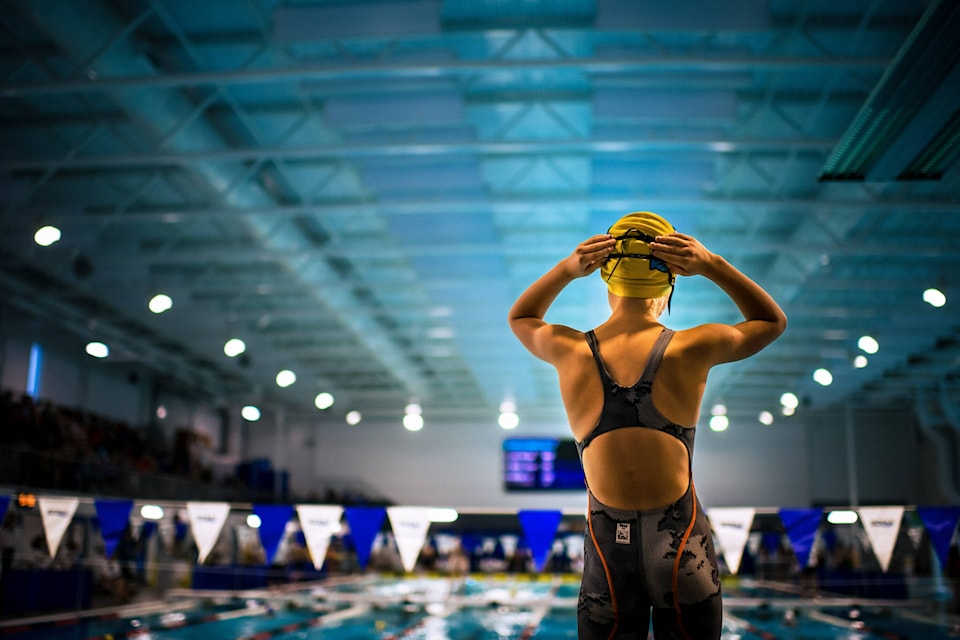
[140,520,157,541]
[779,508,822,569]
[517,510,563,572]
[344,506,387,570]
[0,495,9,524]
[94,499,134,559]
[917,506,960,569]
[253,504,294,564]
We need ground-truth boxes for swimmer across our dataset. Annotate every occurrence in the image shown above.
[509,212,786,639]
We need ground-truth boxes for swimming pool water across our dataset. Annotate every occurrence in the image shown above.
[3,576,959,640]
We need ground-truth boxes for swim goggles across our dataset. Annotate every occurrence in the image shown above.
[603,228,676,311]
[604,228,673,278]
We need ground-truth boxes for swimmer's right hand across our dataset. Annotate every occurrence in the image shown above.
[564,234,616,277]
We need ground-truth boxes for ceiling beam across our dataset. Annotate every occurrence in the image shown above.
[13,196,960,226]
[0,136,838,170]
[0,54,892,99]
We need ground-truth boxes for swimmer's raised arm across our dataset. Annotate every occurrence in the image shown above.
[650,232,786,364]
[508,234,616,363]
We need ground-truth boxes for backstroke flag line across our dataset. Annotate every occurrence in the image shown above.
[186,501,230,564]
[707,507,755,575]
[38,496,79,558]
[296,505,343,571]
[344,506,387,570]
[254,504,294,564]
[517,509,563,572]
[387,506,432,573]
[779,508,822,570]
[917,506,960,569]
[94,498,134,559]
[858,506,904,572]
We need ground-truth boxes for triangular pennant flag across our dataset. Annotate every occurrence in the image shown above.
[0,495,10,524]
[94,499,133,559]
[917,506,960,569]
[858,507,904,572]
[344,506,387,570]
[296,505,343,571]
[140,520,157,541]
[387,507,432,573]
[707,507,755,575]
[253,504,294,564]
[433,533,459,556]
[517,510,563,572]
[37,496,79,558]
[186,502,230,564]
[499,534,519,559]
[779,508,822,569]
[127,513,144,542]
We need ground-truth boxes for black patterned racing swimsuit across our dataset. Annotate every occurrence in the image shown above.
[576,328,721,640]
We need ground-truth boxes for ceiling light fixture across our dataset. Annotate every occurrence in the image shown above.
[276,370,296,388]
[858,335,879,355]
[148,293,173,314]
[780,392,799,409]
[403,413,424,432]
[224,338,246,357]
[923,288,946,307]
[813,368,833,386]
[314,392,334,410]
[34,225,61,246]
[708,415,729,432]
[85,342,109,358]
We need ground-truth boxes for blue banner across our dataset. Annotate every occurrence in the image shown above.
[253,504,294,564]
[917,506,960,569]
[0,495,9,524]
[517,509,563,571]
[94,499,133,559]
[779,508,822,569]
[344,506,387,570]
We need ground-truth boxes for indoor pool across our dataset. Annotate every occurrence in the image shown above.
[1,575,958,640]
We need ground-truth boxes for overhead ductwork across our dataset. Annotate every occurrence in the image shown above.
[819,0,960,182]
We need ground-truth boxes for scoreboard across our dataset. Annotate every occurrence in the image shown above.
[502,438,585,491]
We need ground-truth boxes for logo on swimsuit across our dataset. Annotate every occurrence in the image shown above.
[616,522,630,544]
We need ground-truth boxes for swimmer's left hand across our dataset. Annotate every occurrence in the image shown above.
[649,233,716,277]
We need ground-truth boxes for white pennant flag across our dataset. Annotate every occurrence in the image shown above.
[387,507,432,573]
[38,496,79,558]
[296,505,343,570]
[707,507,755,575]
[858,506,904,572]
[186,502,230,564]
[500,534,519,558]
[433,533,459,555]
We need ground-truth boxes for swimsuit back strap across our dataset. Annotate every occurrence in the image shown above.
[584,330,609,381]
[639,328,674,385]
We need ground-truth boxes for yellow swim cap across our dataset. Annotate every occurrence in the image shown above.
[600,211,676,299]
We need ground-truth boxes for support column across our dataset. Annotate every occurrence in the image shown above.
[845,403,859,508]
